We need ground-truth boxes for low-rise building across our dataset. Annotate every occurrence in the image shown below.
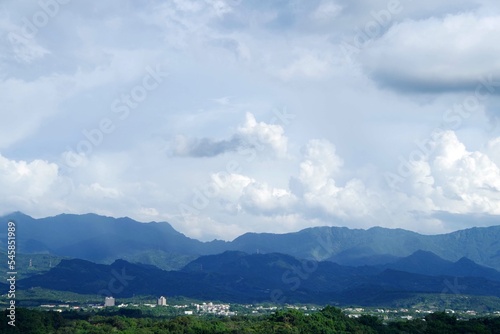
[104,297,115,307]
[158,296,167,306]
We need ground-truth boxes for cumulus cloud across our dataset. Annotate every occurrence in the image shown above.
[210,172,254,203]
[288,139,390,223]
[240,182,297,215]
[0,154,59,199]
[205,172,296,216]
[294,139,343,193]
[171,112,288,158]
[237,113,288,157]
[485,136,500,166]
[0,154,68,215]
[389,130,500,221]
[198,133,500,233]
[2,0,500,241]
[0,153,163,220]
[201,139,387,226]
[430,131,500,213]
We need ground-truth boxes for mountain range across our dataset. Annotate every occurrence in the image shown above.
[2,212,500,271]
[2,212,500,305]
[12,250,500,305]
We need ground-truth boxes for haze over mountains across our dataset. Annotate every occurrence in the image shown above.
[2,212,500,271]
[10,250,500,306]
[3,212,500,306]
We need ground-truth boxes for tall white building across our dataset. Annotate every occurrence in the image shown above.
[104,297,115,307]
[157,296,167,306]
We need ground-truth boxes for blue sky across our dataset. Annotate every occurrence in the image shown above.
[1,0,500,240]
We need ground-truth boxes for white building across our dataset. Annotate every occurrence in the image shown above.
[158,296,167,306]
[104,297,115,307]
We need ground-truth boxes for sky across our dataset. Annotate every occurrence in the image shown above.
[1,0,500,241]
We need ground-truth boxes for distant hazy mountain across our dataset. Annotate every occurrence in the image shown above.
[379,250,500,282]
[0,212,227,268]
[2,212,500,271]
[228,225,500,271]
[16,251,500,306]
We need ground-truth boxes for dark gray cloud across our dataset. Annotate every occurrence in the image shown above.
[173,136,244,157]
[359,13,500,94]
[171,113,288,158]
[369,73,484,94]
[3,0,500,241]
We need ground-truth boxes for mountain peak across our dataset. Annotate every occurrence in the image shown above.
[2,211,34,221]
[4,212,500,273]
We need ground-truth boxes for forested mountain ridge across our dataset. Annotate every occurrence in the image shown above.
[2,212,500,271]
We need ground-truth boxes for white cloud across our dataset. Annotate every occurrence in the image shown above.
[196,139,387,227]
[237,112,288,157]
[310,1,342,22]
[0,154,70,215]
[295,139,343,192]
[429,131,500,213]
[79,182,122,200]
[290,140,391,224]
[362,14,500,92]
[2,0,500,241]
[0,152,169,221]
[386,131,500,221]
[139,207,160,217]
[171,112,289,158]
[198,133,500,233]
[206,172,296,216]
[485,136,500,166]
[210,172,254,202]
[0,154,59,199]
[241,182,297,215]
[278,53,333,80]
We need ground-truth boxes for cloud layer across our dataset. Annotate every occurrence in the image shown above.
[362,14,500,93]
[1,0,500,240]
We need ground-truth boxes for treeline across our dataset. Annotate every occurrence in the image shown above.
[2,306,500,333]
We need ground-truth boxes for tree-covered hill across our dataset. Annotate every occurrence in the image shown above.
[2,306,500,334]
